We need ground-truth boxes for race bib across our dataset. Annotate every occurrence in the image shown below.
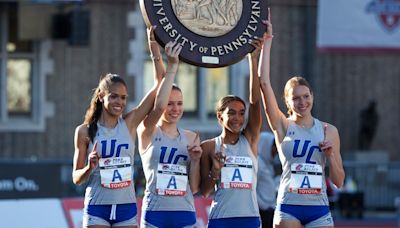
[221,156,253,189]
[156,163,188,196]
[99,157,132,189]
[289,163,323,194]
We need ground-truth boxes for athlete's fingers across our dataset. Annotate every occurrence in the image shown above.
[172,42,181,52]
[165,42,171,53]
[176,44,182,55]
[251,37,263,49]
[192,132,200,145]
[165,41,175,54]
[324,124,328,141]
[192,146,202,154]
[171,43,182,57]
[92,141,98,153]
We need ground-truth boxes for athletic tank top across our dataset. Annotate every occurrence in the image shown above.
[85,118,136,205]
[209,134,259,219]
[277,118,329,206]
[256,131,276,210]
[140,126,195,212]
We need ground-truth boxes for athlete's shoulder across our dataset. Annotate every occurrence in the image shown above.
[182,129,196,137]
[74,124,90,147]
[200,138,216,153]
[75,123,89,136]
[318,120,338,133]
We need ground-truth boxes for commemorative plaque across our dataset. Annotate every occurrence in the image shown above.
[140,0,268,68]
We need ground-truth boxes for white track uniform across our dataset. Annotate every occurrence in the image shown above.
[276,118,329,206]
[209,134,260,219]
[85,118,136,205]
[140,126,195,212]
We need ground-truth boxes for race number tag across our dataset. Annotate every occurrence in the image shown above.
[221,156,253,189]
[289,163,323,194]
[99,157,132,189]
[156,163,188,196]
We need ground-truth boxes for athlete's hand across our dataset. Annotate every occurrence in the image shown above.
[210,140,226,172]
[165,41,182,65]
[262,8,273,40]
[88,141,99,170]
[249,36,264,62]
[188,133,202,162]
[319,124,334,158]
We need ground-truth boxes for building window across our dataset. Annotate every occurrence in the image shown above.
[0,3,51,131]
[1,4,35,119]
[206,67,229,116]
[7,59,32,116]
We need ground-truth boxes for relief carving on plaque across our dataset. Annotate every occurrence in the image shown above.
[172,0,243,37]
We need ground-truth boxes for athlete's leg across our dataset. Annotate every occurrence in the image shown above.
[87,225,109,228]
[304,212,334,228]
[274,220,302,228]
[273,208,302,228]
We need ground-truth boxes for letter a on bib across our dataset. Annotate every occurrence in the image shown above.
[112,170,123,182]
[300,176,311,188]
[232,168,243,181]
[167,176,177,189]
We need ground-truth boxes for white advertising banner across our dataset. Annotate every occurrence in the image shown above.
[0,199,69,228]
[317,0,400,51]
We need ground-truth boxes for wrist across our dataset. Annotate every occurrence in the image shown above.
[265,34,274,39]
[166,64,178,72]
[150,54,161,61]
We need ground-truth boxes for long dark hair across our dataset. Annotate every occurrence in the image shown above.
[84,73,127,142]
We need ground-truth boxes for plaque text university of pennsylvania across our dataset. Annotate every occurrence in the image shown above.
[140,0,268,68]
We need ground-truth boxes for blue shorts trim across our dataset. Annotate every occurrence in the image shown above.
[279,204,329,225]
[143,211,196,228]
[208,217,261,228]
[86,203,137,225]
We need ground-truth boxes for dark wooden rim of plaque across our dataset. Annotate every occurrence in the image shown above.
[140,0,268,68]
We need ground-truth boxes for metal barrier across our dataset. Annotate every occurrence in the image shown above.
[341,161,400,210]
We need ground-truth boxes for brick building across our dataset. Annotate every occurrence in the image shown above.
[0,0,399,162]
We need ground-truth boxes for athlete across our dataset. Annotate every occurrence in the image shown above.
[72,26,166,228]
[137,39,202,228]
[199,37,263,228]
[259,11,345,228]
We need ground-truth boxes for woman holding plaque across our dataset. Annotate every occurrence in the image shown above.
[137,36,202,227]
[72,26,168,228]
[199,38,263,227]
[259,13,345,228]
